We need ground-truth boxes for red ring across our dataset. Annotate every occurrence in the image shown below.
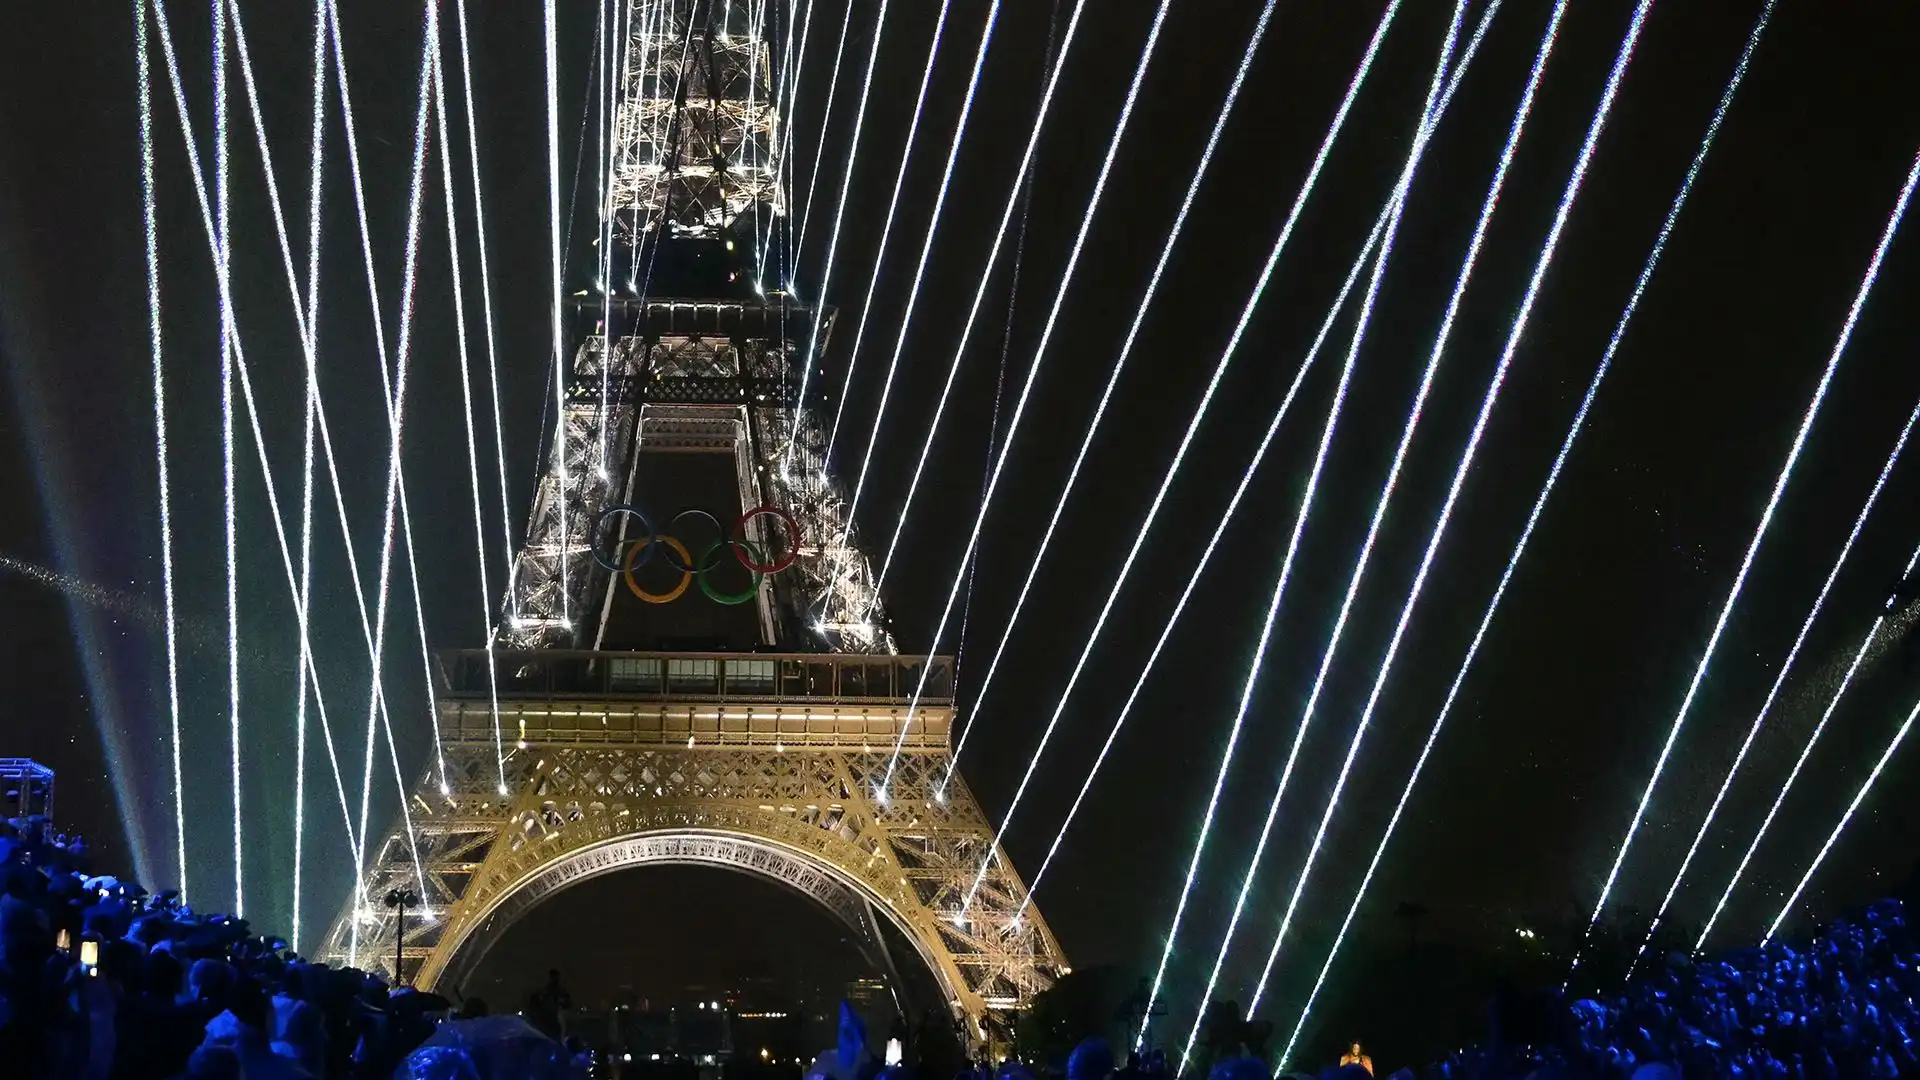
[732,506,802,573]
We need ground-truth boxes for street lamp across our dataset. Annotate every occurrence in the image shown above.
[385,888,420,986]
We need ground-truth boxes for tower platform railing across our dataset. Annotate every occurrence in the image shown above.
[434,649,957,751]
[438,648,951,702]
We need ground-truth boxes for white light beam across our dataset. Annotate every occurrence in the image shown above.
[1570,129,1920,983]
[1632,349,1916,973]
[1278,2,1776,1059]
[133,0,188,904]
[784,0,892,471]
[819,0,952,470]
[1697,533,1920,950]
[1251,0,1653,1022]
[873,0,1097,794]
[1173,4,1474,1064]
[430,5,509,794]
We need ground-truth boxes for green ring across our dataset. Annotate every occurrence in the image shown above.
[697,538,764,605]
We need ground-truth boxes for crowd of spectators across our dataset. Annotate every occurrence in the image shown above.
[0,813,586,1078]
[5,804,1916,1079]
[1440,895,1920,1080]
[1176,902,1918,1079]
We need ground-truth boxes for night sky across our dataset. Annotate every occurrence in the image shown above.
[4,0,1920,1045]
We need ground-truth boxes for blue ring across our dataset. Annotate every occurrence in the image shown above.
[590,504,655,573]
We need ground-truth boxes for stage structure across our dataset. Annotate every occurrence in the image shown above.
[316,0,1066,1044]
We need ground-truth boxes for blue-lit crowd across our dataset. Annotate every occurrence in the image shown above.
[3,808,1917,1079]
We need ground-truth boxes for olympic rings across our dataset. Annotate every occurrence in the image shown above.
[592,502,803,603]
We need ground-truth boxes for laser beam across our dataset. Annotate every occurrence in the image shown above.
[1696,543,1920,950]
[1570,131,1920,984]
[790,0,853,279]
[448,0,518,615]
[1631,354,1917,975]
[291,0,329,949]
[349,12,432,915]
[862,0,1099,611]
[944,0,1181,917]
[1764,656,1920,943]
[785,0,892,472]
[940,0,1292,790]
[547,0,571,627]
[815,0,1003,595]
[430,8,509,794]
[871,0,1093,796]
[1173,5,1476,1065]
[132,0,187,902]
[820,0,952,472]
[1280,2,1776,1057]
[1249,0,1650,1022]
[213,0,243,918]
[149,0,389,935]
[229,0,449,839]
[1016,0,1502,968]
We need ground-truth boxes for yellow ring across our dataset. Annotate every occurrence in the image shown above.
[623,535,692,604]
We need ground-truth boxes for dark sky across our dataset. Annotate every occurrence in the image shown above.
[4,0,1920,1040]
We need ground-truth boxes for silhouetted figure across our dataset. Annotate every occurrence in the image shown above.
[525,968,570,1039]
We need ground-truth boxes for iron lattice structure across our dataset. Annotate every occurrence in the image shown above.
[613,0,781,240]
[497,301,892,653]
[314,652,1067,1043]
[320,0,1064,1046]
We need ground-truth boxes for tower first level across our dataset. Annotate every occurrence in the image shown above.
[314,648,1069,1047]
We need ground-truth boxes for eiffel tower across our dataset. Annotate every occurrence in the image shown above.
[316,1,1066,1044]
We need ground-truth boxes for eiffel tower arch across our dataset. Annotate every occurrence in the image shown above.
[315,0,1066,1045]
